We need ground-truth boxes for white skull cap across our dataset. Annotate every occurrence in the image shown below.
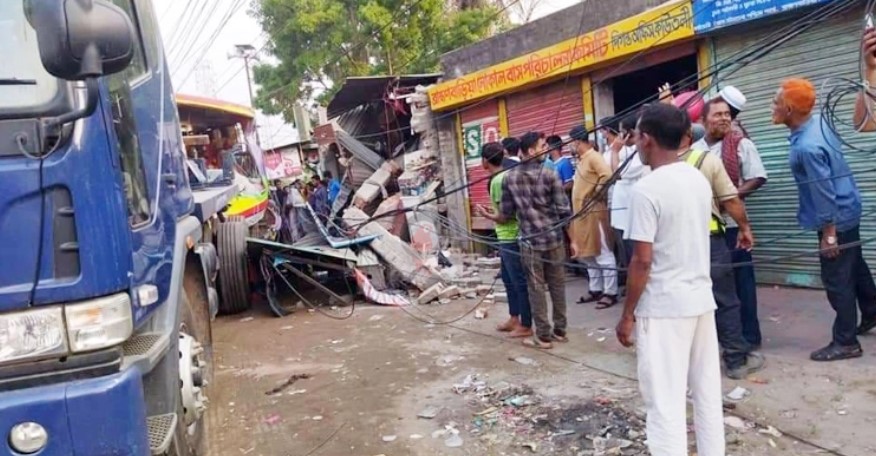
[719,86,747,112]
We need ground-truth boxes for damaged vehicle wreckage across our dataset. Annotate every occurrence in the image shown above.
[250,75,502,318]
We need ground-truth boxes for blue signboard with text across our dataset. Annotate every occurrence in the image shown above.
[693,0,831,33]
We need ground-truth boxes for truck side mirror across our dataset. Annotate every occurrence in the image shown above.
[24,0,136,80]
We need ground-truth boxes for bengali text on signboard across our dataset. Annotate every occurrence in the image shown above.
[428,0,695,110]
[692,0,830,33]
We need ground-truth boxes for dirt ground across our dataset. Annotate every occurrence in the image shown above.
[202,292,851,456]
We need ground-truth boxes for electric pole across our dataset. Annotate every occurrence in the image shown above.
[230,44,260,144]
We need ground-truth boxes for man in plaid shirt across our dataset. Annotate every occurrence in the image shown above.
[488,131,575,349]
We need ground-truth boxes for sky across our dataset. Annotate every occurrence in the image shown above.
[152,0,581,149]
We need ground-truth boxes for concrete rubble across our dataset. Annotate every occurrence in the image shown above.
[305,81,513,308]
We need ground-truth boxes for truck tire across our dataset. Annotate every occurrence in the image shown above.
[169,292,210,456]
[217,221,251,314]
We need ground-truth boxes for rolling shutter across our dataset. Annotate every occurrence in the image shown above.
[713,9,876,287]
[507,78,585,139]
[459,100,501,230]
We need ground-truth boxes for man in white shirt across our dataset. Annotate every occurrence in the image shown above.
[610,114,650,267]
[693,96,767,348]
[616,104,724,456]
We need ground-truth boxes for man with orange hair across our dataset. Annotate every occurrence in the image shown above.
[774,78,876,361]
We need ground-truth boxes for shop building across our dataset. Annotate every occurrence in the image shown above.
[430,0,874,287]
[430,0,703,237]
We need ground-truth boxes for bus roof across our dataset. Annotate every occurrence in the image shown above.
[176,94,255,124]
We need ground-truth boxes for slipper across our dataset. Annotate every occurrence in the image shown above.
[595,294,619,310]
[508,327,533,339]
[577,292,603,304]
[551,333,569,343]
[522,337,553,350]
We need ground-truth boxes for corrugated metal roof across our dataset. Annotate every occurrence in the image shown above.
[327,74,441,119]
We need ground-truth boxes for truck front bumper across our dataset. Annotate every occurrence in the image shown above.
[0,367,149,455]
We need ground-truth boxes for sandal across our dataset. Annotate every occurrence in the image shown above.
[577,292,603,304]
[551,332,569,343]
[595,294,619,310]
[522,337,553,350]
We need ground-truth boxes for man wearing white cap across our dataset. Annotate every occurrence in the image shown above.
[693,87,767,349]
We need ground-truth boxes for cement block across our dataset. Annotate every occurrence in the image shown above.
[418,283,444,305]
[439,285,460,299]
[493,292,509,303]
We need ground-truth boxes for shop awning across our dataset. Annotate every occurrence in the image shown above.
[327,74,441,119]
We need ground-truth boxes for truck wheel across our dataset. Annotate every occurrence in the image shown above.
[217,221,251,314]
[168,292,211,456]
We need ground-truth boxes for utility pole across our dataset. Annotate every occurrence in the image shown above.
[229,44,260,144]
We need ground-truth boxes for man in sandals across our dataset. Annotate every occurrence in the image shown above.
[616,104,725,455]
[484,131,575,349]
[568,126,619,310]
[476,142,534,339]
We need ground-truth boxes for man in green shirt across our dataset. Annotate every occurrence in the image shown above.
[476,142,533,338]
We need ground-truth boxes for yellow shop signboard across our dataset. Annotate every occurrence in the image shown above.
[428,0,695,111]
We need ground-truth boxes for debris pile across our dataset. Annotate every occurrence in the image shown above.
[434,374,650,455]
[265,76,510,311]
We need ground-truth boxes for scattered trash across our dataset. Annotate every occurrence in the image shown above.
[723,416,749,430]
[265,374,311,396]
[436,354,464,367]
[597,337,607,342]
[239,316,254,323]
[475,406,498,416]
[511,356,538,366]
[837,409,849,416]
[725,386,750,402]
[263,414,281,425]
[417,407,440,419]
[286,389,307,396]
[431,429,446,439]
[368,315,384,322]
[521,442,538,452]
[759,426,783,438]
[748,376,769,385]
[780,410,798,419]
[452,374,486,394]
[768,438,777,448]
[409,434,424,440]
[444,434,463,448]
[552,430,576,437]
[381,435,397,442]
[768,314,781,323]
[474,308,488,319]
[280,325,294,330]
[312,416,323,421]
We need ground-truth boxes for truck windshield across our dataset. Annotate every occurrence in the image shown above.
[0,1,60,110]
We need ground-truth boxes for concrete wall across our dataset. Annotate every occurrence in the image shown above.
[440,0,667,77]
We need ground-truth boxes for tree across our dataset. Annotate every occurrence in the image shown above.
[251,0,500,122]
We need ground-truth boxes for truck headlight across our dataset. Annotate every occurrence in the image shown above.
[0,307,67,365]
[65,293,133,353]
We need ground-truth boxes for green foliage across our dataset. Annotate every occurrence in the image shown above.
[251,0,500,121]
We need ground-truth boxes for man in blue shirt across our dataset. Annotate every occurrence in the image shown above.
[546,135,576,194]
[773,78,876,361]
[325,171,341,205]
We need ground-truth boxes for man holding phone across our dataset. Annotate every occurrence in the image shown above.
[610,115,649,268]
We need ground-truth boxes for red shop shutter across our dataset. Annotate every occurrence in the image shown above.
[459,100,500,230]
[507,78,585,140]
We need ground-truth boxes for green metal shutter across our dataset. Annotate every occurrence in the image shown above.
[713,9,876,288]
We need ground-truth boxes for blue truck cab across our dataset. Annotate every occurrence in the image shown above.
[0,1,244,454]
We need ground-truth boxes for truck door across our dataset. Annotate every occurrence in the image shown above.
[106,0,193,324]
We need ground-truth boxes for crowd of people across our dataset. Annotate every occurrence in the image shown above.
[475,60,876,453]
